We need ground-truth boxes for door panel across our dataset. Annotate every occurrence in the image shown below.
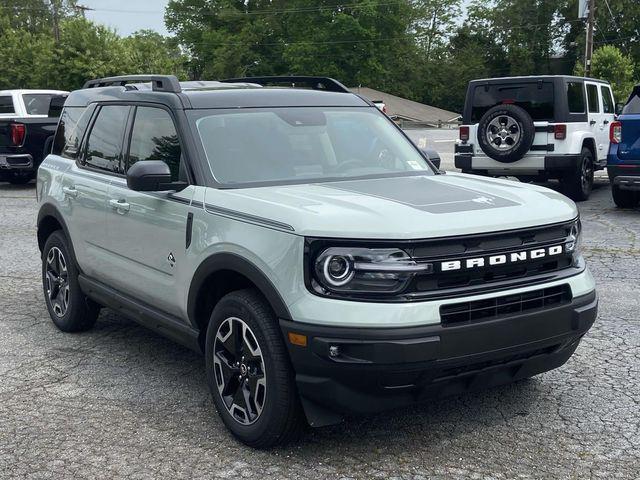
[585,82,609,160]
[103,105,194,318]
[61,162,111,278]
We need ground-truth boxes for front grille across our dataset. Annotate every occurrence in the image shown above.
[440,284,572,325]
[404,220,578,298]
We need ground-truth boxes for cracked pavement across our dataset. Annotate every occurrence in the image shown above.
[0,169,638,479]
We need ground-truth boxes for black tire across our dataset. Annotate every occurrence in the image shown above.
[477,104,535,162]
[8,172,34,185]
[611,185,639,208]
[563,148,594,202]
[42,231,100,332]
[205,289,304,448]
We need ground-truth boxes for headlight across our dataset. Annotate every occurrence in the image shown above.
[312,247,432,296]
[565,219,582,254]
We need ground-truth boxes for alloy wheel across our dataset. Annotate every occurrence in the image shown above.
[486,115,521,150]
[213,317,267,425]
[45,246,70,317]
[581,156,594,193]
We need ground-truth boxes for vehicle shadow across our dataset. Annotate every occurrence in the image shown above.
[65,306,545,456]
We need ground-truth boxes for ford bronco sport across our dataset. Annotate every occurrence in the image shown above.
[37,75,597,448]
[455,76,616,201]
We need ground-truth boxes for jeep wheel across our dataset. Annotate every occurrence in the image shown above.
[477,104,535,162]
[564,148,594,201]
[612,185,639,208]
[42,231,100,332]
[205,289,304,448]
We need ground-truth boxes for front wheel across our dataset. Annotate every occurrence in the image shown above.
[564,148,594,201]
[205,289,304,448]
[42,231,100,332]
[612,185,639,208]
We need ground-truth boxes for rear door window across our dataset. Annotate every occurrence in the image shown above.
[567,82,585,113]
[0,96,15,114]
[601,86,614,113]
[586,84,600,113]
[126,106,183,181]
[471,82,555,121]
[82,105,130,174]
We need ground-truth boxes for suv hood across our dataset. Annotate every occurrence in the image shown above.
[205,173,578,239]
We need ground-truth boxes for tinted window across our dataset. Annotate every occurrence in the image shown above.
[22,94,57,115]
[0,96,14,114]
[52,106,92,158]
[471,82,555,121]
[587,84,600,113]
[601,86,614,113]
[83,105,130,174]
[567,82,585,113]
[622,86,640,114]
[193,107,432,186]
[127,107,182,181]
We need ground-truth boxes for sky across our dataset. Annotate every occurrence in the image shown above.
[81,0,171,36]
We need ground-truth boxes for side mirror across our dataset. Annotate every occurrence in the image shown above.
[126,160,187,192]
[615,102,625,115]
[419,147,441,170]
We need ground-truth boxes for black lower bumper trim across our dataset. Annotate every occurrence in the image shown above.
[544,154,582,170]
[281,290,597,426]
[613,175,640,190]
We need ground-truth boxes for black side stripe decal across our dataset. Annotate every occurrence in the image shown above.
[204,203,295,232]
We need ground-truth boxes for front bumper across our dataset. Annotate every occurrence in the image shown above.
[281,290,597,426]
[0,154,34,171]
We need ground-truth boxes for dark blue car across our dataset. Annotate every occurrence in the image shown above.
[608,85,640,208]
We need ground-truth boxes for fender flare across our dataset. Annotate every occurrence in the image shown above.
[36,203,80,267]
[187,252,292,326]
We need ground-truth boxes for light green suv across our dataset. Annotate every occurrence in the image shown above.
[37,75,598,448]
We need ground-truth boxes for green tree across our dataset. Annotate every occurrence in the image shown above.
[122,30,187,79]
[574,45,636,101]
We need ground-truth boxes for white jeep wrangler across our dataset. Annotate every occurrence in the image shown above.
[455,76,616,201]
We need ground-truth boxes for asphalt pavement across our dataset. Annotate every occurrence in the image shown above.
[0,153,638,478]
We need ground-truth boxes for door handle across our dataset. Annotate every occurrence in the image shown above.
[109,198,130,213]
[589,120,596,125]
[62,186,78,198]
[603,119,610,125]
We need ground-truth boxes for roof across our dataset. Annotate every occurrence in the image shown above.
[469,75,610,84]
[0,89,68,96]
[65,82,370,109]
[350,87,459,125]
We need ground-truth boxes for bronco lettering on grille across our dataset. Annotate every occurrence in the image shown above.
[440,245,565,272]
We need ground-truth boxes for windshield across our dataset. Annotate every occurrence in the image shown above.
[22,93,58,115]
[191,107,433,187]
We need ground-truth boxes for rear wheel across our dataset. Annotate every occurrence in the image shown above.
[205,289,304,448]
[564,148,594,201]
[42,231,100,332]
[612,185,639,208]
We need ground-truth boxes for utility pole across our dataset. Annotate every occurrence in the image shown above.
[51,0,60,43]
[74,4,94,19]
[584,0,596,76]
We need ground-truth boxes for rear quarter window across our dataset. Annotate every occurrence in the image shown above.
[52,106,92,159]
[566,82,585,113]
[622,86,640,115]
[0,96,15,114]
[471,82,554,122]
[22,94,56,115]
[601,86,614,113]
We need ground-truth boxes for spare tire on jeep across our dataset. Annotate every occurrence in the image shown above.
[477,104,535,162]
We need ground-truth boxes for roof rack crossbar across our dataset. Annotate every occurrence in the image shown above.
[82,75,182,93]
[220,75,350,93]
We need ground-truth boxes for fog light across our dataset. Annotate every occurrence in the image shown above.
[329,346,340,358]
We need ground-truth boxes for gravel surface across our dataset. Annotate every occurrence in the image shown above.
[0,168,638,479]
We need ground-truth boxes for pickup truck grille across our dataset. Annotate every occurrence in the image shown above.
[440,284,572,325]
[401,219,580,300]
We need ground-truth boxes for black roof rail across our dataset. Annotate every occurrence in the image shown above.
[82,75,182,93]
[220,75,350,93]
